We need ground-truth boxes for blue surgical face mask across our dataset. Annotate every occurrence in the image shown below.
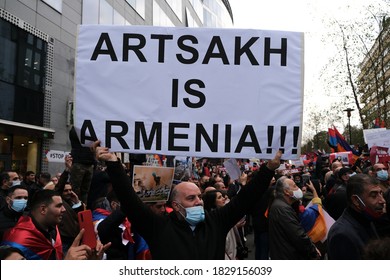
[11,199,28,212]
[377,170,388,181]
[176,203,205,226]
[184,205,205,225]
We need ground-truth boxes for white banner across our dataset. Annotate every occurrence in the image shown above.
[75,25,304,159]
[45,150,70,163]
[363,128,390,148]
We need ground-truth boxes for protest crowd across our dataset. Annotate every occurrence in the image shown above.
[0,128,390,260]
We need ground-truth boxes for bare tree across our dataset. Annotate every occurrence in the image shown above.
[318,2,389,129]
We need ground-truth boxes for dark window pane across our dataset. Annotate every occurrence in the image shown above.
[16,30,47,92]
[0,80,44,126]
[14,85,44,126]
[0,81,15,120]
[0,19,17,83]
[0,18,46,125]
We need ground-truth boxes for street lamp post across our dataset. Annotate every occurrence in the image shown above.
[343,108,354,145]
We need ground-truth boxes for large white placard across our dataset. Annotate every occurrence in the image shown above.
[363,128,390,148]
[75,25,304,159]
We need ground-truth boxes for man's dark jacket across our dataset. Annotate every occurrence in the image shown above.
[106,160,274,260]
[269,196,318,259]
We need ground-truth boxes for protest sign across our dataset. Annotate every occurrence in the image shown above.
[290,158,304,167]
[173,156,192,181]
[223,158,241,181]
[132,165,174,202]
[329,152,353,165]
[75,25,304,159]
[45,150,70,163]
[370,146,390,165]
[363,128,390,148]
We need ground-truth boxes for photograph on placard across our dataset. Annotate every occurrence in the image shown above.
[132,165,175,202]
[173,156,193,182]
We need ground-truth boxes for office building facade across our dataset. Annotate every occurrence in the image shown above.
[357,19,390,129]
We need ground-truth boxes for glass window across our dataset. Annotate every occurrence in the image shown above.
[0,20,17,83]
[165,0,182,21]
[126,0,146,19]
[14,84,44,126]
[0,133,12,154]
[189,0,203,23]
[0,81,15,120]
[0,18,45,126]
[34,53,41,70]
[114,10,125,25]
[27,34,33,45]
[1,18,47,92]
[36,38,43,50]
[186,8,199,27]
[17,31,47,92]
[100,0,114,24]
[25,49,32,68]
[203,0,233,28]
[82,0,99,24]
[153,0,174,27]
[42,0,63,13]
[127,0,135,6]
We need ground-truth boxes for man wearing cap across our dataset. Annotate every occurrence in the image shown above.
[325,167,353,220]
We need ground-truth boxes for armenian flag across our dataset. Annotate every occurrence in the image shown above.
[328,126,360,163]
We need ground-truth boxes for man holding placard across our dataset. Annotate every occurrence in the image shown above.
[94,140,281,259]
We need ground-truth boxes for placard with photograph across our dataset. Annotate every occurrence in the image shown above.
[132,165,175,202]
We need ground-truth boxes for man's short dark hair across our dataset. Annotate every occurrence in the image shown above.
[30,190,59,211]
[0,172,10,183]
[39,172,51,181]
[106,190,119,203]
[363,237,390,259]
[25,171,35,177]
[346,174,380,205]
[7,185,28,197]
